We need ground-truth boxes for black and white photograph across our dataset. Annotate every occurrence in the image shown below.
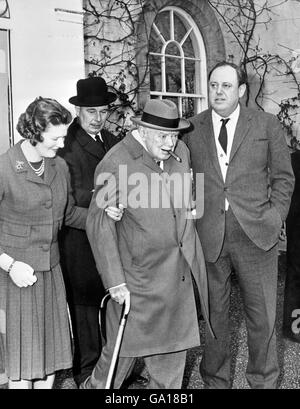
[0,0,300,399]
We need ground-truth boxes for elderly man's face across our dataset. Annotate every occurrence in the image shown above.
[140,126,179,161]
[76,105,109,135]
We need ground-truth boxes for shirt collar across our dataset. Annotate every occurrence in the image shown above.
[88,131,102,142]
[212,103,240,124]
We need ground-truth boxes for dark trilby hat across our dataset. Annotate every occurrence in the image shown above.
[131,99,190,131]
[69,77,117,107]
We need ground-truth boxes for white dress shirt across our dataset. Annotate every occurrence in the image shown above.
[212,104,240,210]
[89,131,103,142]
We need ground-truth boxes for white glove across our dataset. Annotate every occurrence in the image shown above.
[9,261,37,288]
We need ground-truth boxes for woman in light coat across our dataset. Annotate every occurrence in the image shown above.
[0,97,87,389]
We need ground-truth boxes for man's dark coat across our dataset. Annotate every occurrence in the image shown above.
[58,118,120,305]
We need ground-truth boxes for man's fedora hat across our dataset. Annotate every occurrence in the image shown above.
[69,77,117,107]
[131,99,190,131]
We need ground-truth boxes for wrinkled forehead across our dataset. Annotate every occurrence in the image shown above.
[78,105,109,113]
[141,126,179,138]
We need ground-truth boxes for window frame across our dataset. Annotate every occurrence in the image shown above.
[149,6,208,116]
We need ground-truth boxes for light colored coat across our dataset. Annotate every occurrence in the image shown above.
[0,141,87,271]
[86,132,213,357]
[184,106,295,262]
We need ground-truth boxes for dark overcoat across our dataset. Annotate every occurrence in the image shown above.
[58,119,120,305]
[86,133,213,357]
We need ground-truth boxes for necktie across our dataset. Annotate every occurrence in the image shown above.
[95,134,106,152]
[218,118,230,154]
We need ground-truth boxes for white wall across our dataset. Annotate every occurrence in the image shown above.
[0,0,85,146]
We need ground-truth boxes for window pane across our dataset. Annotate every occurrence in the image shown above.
[185,58,196,94]
[149,26,162,53]
[153,11,170,44]
[182,98,195,119]
[150,55,162,92]
[162,95,178,106]
[181,32,195,59]
[165,42,180,56]
[174,14,188,44]
[166,57,181,92]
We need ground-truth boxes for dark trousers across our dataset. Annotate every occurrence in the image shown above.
[69,304,102,386]
[200,207,279,389]
[282,213,300,342]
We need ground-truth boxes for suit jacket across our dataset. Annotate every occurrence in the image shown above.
[58,119,121,305]
[183,106,295,262]
[86,132,213,357]
[287,151,300,227]
[0,141,87,271]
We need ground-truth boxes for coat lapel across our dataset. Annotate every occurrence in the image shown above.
[44,158,57,185]
[72,120,107,160]
[229,106,252,162]
[199,109,224,180]
[142,150,163,174]
[123,132,163,174]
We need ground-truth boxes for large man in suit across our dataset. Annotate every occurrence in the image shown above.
[58,77,120,386]
[183,62,294,389]
[82,99,213,389]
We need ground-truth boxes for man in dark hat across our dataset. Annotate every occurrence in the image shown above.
[82,99,213,389]
[57,77,122,387]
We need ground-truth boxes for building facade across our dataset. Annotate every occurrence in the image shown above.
[84,0,300,142]
[0,0,85,154]
[1,0,300,152]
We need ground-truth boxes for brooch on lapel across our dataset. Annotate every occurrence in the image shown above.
[15,160,25,171]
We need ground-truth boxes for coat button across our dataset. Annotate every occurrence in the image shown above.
[221,209,225,214]
[182,276,185,281]
[224,187,228,192]
[179,242,183,247]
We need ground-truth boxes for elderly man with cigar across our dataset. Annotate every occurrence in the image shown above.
[82,99,213,389]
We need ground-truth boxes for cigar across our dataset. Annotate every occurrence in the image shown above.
[167,150,182,163]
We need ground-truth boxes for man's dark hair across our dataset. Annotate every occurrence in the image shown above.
[208,61,248,86]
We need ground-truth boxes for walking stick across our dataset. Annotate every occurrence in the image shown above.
[100,292,131,389]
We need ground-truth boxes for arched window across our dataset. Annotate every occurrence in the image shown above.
[149,6,207,117]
